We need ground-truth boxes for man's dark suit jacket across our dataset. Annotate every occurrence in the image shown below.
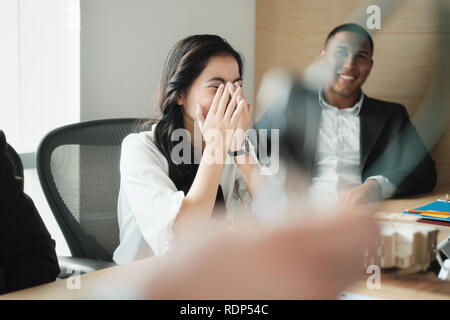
[0,131,59,294]
[254,88,437,198]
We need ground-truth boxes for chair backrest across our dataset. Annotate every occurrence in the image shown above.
[36,119,142,261]
[6,143,24,190]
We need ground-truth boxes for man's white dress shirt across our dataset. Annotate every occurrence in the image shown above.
[113,124,252,264]
[308,91,396,209]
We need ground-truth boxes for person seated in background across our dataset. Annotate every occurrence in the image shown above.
[255,23,436,208]
[113,35,261,264]
[0,131,60,294]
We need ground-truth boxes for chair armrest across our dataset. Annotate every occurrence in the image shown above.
[57,256,116,278]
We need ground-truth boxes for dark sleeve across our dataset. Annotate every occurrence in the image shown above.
[377,106,437,197]
[252,101,280,158]
[0,131,60,294]
[252,96,289,161]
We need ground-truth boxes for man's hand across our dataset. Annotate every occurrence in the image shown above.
[340,179,382,206]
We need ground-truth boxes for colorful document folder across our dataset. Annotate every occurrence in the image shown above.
[403,199,450,222]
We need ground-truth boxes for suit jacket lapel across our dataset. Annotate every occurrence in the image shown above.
[359,96,389,173]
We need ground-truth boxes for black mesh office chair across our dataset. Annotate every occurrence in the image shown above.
[36,118,142,274]
[6,143,24,190]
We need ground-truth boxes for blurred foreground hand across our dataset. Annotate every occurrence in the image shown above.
[146,204,379,300]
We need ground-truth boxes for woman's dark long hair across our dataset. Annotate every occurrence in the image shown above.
[145,34,244,194]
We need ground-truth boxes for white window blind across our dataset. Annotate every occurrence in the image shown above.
[0,0,80,154]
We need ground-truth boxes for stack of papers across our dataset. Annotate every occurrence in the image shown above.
[366,221,438,273]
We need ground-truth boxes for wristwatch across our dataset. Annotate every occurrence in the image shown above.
[228,138,250,157]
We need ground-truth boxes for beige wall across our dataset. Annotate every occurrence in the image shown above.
[255,0,450,190]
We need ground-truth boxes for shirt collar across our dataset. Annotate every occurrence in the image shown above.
[318,89,364,115]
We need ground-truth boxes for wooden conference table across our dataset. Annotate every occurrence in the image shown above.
[1,191,450,300]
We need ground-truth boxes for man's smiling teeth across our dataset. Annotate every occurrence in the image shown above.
[338,74,356,80]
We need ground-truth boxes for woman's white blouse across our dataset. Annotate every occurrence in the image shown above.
[113,125,252,264]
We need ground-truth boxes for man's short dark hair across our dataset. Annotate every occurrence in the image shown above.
[325,23,374,54]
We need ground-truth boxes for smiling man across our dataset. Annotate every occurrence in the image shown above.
[320,25,374,108]
[255,23,437,207]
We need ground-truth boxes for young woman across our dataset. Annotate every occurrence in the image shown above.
[113,35,260,264]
